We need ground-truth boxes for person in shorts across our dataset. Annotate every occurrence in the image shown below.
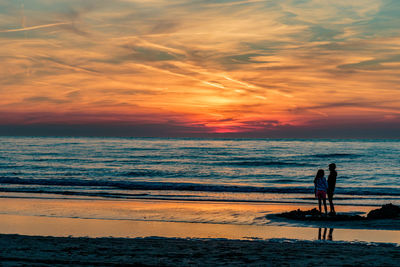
[314,169,328,215]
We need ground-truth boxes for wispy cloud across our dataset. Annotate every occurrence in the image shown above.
[0,22,72,33]
[0,0,399,137]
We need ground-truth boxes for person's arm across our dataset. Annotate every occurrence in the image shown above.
[314,179,318,197]
[323,178,328,191]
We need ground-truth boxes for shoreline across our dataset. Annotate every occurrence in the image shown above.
[1,212,399,244]
[1,234,399,266]
[0,193,393,207]
[0,196,399,244]
[0,191,399,265]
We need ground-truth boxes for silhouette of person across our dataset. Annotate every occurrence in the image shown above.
[314,169,328,215]
[327,163,337,215]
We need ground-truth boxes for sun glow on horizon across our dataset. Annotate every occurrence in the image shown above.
[0,0,399,137]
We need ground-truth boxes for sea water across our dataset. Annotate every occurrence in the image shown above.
[0,137,399,207]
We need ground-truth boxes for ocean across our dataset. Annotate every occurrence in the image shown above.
[1,137,399,208]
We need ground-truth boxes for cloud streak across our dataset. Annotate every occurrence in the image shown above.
[0,22,72,33]
[0,0,399,137]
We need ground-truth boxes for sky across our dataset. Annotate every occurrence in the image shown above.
[0,0,399,138]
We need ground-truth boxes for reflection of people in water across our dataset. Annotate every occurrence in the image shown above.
[318,228,326,240]
[327,163,337,215]
[328,228,333,241]
[314,169,328,215]
[318,228,334,241]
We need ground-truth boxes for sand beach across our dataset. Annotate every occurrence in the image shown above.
[1,234,399,266]
[0,196,399,266]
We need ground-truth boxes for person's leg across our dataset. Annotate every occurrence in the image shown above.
[323,198,327,215]
[318,198,322,214]
[328,192,335,213]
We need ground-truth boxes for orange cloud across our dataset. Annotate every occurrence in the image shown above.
[0,0,399,137]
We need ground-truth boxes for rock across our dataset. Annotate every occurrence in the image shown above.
[277,208,320,220]
[367,204,400,220]
[276,208,364,221]
[274,204,400,222]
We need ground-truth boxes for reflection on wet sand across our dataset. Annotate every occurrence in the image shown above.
[318,228,334,241]
[1,197,400,244]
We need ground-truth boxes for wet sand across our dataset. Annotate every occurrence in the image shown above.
[267,213,400,231]
[0,196,400,244]
[0,196,399,265]
[0,234,399,266]
[0,197,400,266]
[1,213,400,244]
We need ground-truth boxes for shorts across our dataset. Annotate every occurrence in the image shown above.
[316,190,327,199]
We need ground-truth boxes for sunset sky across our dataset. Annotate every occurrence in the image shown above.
[0,0,399,138]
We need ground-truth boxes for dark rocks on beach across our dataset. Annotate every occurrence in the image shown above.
[276,204,400,222]
[276,208,364,221]
[367,203,400,220]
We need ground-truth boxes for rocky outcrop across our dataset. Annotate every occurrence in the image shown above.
[276,208,364,221]
[367,203,400,219]
[276,204,400,222]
